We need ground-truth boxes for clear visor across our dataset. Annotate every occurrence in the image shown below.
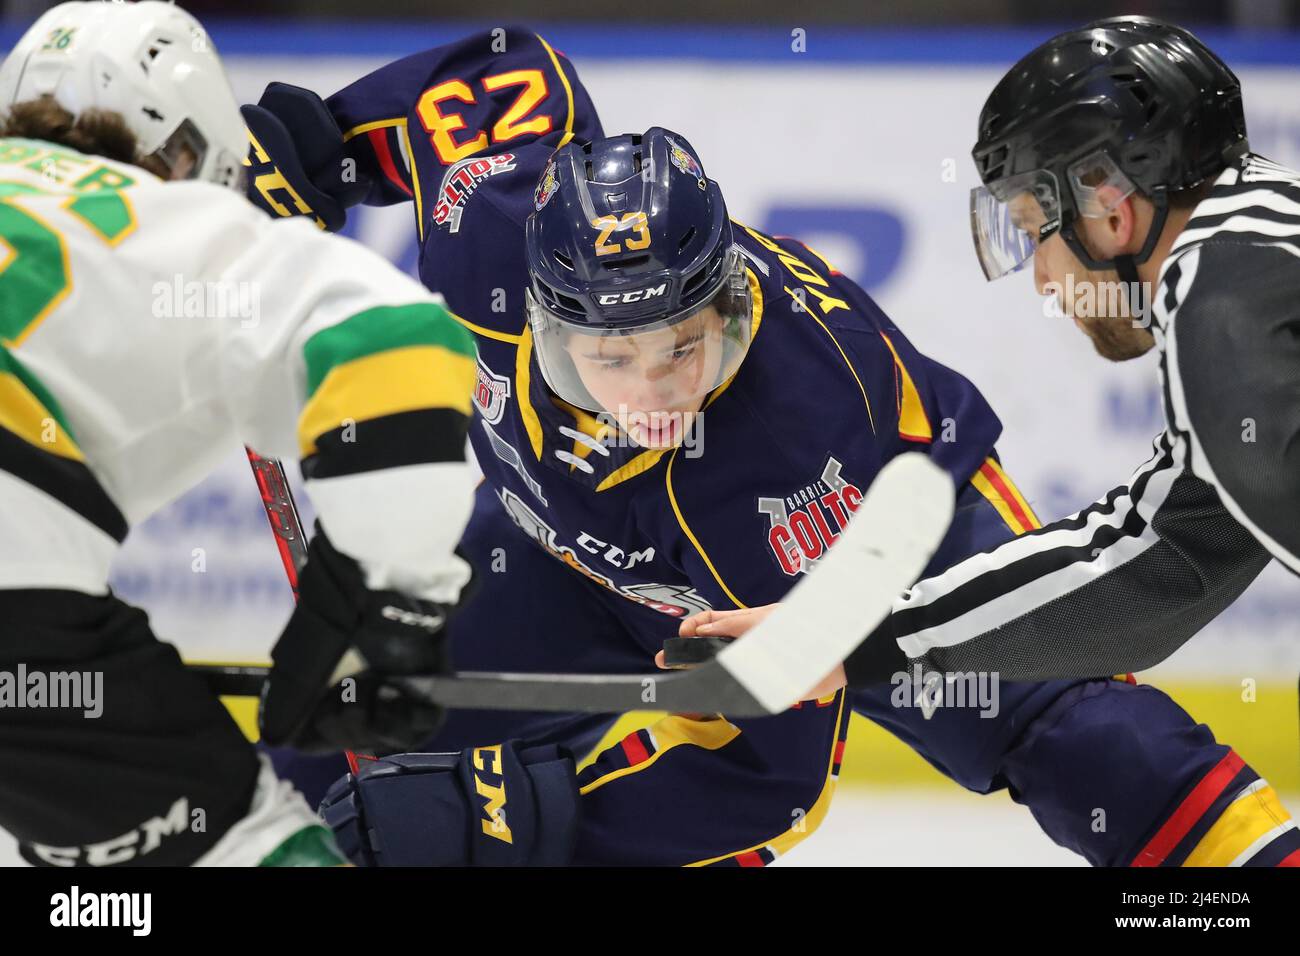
[1066,150,1138,220]
[147,117,246,190]
[970,152,1137,282]
[150,118,208,180]
[969,169,1061,281]
[527,246,753,442]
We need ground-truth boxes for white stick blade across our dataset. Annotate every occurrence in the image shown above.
[717,453,955,713]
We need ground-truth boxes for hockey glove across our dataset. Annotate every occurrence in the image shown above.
[259,523,455,754]
[241,82,371,232]
[319,746,580,866]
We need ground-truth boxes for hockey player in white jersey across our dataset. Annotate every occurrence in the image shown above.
[0,1,478,865]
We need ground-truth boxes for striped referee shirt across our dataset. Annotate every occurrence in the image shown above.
[846,154,1300,684]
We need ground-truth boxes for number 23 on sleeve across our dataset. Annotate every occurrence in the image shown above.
[416,70,554,165]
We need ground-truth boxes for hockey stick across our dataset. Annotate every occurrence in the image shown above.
[186,452,304,695]
[189,453,954,717]
[244,448,308,595]
[241,449,362,771]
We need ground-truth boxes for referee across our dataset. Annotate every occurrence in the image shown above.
[675,17,1300,691]
[844,15,1300,684]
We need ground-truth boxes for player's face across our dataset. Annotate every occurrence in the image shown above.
[564,308,725,449]
[167,149,197,180]
[1011,192,1156,362]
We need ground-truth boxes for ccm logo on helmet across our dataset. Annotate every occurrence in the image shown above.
[597,284,667,305]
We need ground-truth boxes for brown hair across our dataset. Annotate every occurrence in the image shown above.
[1,94,170,178]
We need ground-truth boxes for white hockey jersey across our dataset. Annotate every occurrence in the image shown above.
[0,138,477,600]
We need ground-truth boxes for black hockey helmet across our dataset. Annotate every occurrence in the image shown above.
[970,16,1249,282]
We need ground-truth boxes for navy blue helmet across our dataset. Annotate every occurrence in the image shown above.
[524,128,752,417]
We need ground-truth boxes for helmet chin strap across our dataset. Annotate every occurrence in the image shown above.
[1112,252,1146,324]
[1059,187,1169,324]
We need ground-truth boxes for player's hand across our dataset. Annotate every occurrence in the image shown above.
[655,607,848,701]
[259,524,454,755]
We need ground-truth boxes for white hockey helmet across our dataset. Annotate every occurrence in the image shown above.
[0,0,245,187]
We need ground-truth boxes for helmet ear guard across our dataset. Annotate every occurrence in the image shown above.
[1057,150,1161,269]
[1065,151,1136,219]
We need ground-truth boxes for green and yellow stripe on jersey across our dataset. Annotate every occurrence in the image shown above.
[298,302,477,478]
[0,344,127,540]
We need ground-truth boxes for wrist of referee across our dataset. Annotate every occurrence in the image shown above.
[843,615,910,687]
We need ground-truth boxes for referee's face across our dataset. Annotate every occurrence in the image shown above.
[1031,203,1157,363]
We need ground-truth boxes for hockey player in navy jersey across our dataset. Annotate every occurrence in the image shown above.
[245,27,1298,867]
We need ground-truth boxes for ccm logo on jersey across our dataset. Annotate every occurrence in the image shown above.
[433,152,516,233]
[597,284,666,305]
[758,456,865,576]
[472,745,513,844]
[498,488,711,617]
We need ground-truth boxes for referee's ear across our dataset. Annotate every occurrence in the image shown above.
[1085,185,1142,259]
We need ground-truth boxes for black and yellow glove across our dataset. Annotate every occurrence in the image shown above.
[241,82,371,232]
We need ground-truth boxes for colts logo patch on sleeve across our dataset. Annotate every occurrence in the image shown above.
[433,152,516,233]
[758,456,864,576]
[473,360,511,425]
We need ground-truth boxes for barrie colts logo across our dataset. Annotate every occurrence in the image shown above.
[758,456,865,576]
[433,153,516,233]
[597,284,667,306]
[473,360,511,425]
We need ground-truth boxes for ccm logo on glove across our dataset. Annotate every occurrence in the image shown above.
[473,744,513,844]
[380,605,445,631]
